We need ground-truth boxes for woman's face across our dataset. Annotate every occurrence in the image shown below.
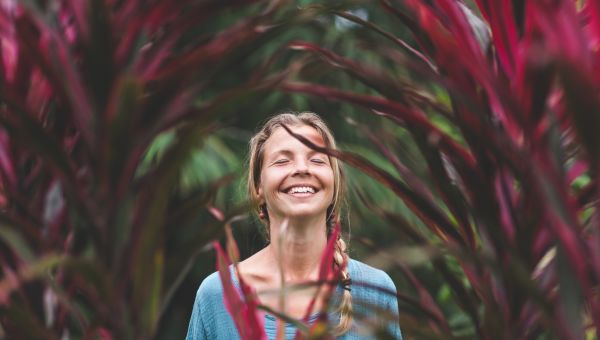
[258,124,335,222]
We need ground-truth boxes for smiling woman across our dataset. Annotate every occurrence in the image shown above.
[256,123,335,226]
[186,112,402,339]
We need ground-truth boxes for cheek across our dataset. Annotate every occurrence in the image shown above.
[319,168,336,199]
[322,168,335,187]
[259,170,281,196]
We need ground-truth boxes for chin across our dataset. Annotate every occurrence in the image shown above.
[284,210,327,221]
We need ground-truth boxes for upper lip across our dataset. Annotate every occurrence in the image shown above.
[282,184,319,193]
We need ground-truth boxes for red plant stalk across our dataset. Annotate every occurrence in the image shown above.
[208,205,267,340]
[294,221,341,340]
[215,241,267,340]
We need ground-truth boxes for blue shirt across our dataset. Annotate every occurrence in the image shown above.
[186,259,402,339]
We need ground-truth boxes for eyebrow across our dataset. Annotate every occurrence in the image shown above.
[267,149,324,159]
[268,149,292,158]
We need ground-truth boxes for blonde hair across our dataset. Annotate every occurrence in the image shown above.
[246,112,353,335]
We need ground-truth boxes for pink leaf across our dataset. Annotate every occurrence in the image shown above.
[566,160,588,184]
[494,170,516,244]
[0,129,15,186]
[215,241,267,340]
[474,0,519,77]
[586,1,600,82]
[295,222,342,340]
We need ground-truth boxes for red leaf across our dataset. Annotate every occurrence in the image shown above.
[494,170,516,244]
[14,11,95,147]
[295,222,342,340]
[281,81,475,169]
[317,221,340,293]
[566,160,588,184]
[65,0,88,42]
[150,17,270,83]
[0,130,16,186]
[0,7,17,83]
[215,241,267,340]
[278,122,467,246]
[474,0,519,77]
[402,0,524,141]
[586,0,600,82]
[399,264,450,333]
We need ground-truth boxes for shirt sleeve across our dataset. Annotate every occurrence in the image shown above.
[381,272,403,340]
[186,285,208,340]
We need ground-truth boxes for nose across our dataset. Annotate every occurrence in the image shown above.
[292,158,310,176]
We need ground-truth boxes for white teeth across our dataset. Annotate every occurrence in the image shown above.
[288,186,315,194]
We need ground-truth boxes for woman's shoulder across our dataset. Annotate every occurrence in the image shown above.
[346,258,397,306]
[346,260,403,340]
[188,269,241,339]
[347,258,395,289]
[194,267,238,302]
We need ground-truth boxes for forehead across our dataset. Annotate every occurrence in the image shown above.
[263,124,326,156]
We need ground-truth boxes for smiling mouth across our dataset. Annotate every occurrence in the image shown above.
[283,185,318,197]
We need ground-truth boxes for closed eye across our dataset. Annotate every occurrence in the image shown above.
[274,159,289,165]
[311,158,326,164]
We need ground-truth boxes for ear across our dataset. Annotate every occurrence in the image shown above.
[257,185,264,203]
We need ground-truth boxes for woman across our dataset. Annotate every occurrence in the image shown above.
[186,112,402,339]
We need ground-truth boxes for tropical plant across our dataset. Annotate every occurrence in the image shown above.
[276,0,600,338]
[5,0,600,338]
[0,0,289,338]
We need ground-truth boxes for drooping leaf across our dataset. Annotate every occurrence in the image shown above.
[215,241,267,340]
[279,121,465,246]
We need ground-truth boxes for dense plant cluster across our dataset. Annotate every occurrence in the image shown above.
[1,0,600,339]
[281,0,600,338]
[0,0,285,338]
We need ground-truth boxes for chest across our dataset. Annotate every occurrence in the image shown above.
[254,281,332,319]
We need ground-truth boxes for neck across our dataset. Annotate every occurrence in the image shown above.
[266,215,328,283]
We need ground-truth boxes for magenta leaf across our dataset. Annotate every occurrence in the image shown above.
[215,241,267,340]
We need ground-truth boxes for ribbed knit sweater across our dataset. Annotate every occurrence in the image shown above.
[186,259,402,339]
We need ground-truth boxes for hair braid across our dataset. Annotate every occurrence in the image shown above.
[333,237,352,335]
